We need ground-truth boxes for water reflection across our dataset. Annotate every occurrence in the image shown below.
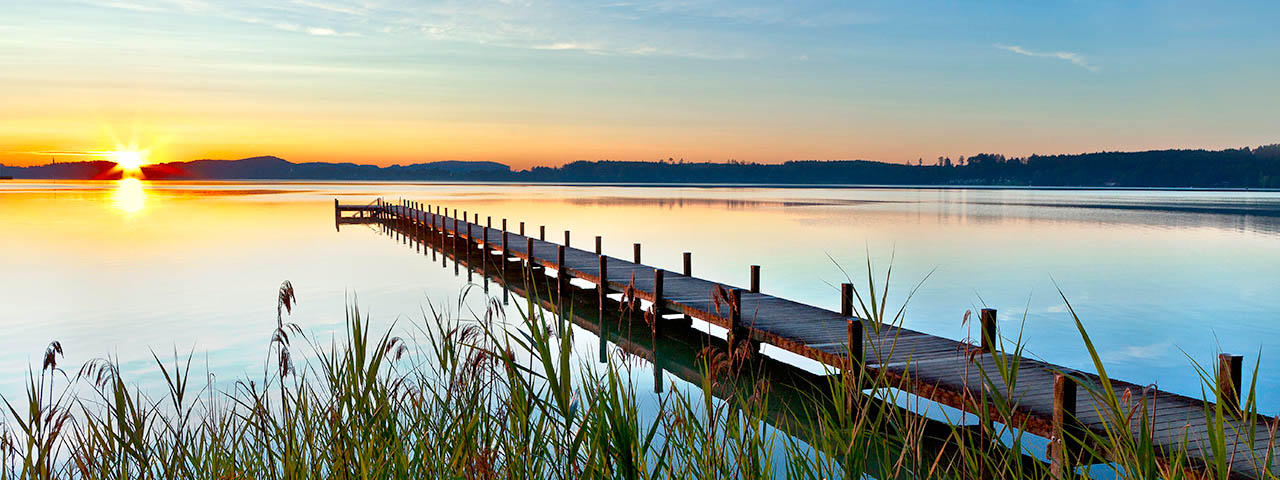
[2,181,1279,417]
[112,178,146,214]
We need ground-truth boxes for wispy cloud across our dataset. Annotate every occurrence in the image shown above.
[1101,341,1174,363]
[532,42,602,52]
[20,150,113,158]
[78,0,775,59]
[995,43,1100,72]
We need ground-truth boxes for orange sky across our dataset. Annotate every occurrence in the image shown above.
[3,1,1277,170]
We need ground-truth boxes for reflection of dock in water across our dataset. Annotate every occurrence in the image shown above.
[337,198,1277,479]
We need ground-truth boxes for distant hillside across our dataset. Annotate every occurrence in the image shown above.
[4,145,1280,188]
[2,156,511,180]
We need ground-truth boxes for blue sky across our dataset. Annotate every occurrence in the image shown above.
[2,0,1277,167]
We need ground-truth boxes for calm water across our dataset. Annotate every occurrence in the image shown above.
[2,180,1279,415]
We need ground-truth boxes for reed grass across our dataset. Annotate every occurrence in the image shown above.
[1,273,1275,479]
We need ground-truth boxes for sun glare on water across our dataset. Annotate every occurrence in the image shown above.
[112,178,147,214]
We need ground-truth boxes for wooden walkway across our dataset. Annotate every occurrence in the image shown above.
[339,199,1277,479]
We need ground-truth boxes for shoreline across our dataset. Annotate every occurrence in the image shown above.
[3,178,1280,193]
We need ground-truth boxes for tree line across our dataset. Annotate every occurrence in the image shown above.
[5,145,1280,188]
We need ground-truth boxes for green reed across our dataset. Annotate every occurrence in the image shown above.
[1,268,1276,479]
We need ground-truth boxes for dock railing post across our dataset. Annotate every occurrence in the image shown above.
[652,269,664,335]
[675,252,692,329]
[728,288,748,366]
[633,243,641,264]
[483,223,490,267]
[333,199,339,228]
[502,220,509,278]
[556,245,566,305]
[749,265,760,293]
[595,235,602,254]
[840,283,853,316]
[598,254,609,364]
[1218,353,1243,412]
[540,225,545,241]
[1051,373,1080,479]
[980,308,997,353]
[526,237,536,277]
[841,283,861,368]
[520,221,525,236]
[565,230,571,248]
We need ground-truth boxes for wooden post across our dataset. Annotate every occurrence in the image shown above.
[841,283,853,316]
[520,221,525,236]
[633,243,641,264]
[474,213,478,224]
[598,254,609,363]
[980,308,997,353]
[501,221,509,278]
[487,216,491,229]
[557,245,566,302]
[333,199,339,226]
[595,235,602,254]
[652,269,664,334]
[842,283,861,366]
[540,225,546,241]
[564,230,570,248]
[847,318,862,367]
[526,237,535,273]
[749,265,760,293]
[672,252,692,329]
[1051,373,1080,478]
[728,288,749,363]
[1219,353,1243,411]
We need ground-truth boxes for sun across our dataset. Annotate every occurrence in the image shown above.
[109,149,150,176]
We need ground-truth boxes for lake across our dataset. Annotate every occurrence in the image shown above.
[2,180,1279,416]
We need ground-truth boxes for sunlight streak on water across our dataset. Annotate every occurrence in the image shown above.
[112,178,146,214]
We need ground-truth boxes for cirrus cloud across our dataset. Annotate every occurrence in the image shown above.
[995,43,1100,72]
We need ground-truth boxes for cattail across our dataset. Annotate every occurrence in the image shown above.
[42,341,62,372]
[277,280,297,327]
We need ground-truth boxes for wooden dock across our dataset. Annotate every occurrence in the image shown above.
[338,198,1278,479]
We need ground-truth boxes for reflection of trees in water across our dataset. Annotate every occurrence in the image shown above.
[769,195,1280,236]
[564,196,890,209]
[943,199,1280,235]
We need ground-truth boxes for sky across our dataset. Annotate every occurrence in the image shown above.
[1,0,1278,169]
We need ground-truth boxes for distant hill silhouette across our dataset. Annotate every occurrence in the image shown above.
[3,156,511,181]
[5,145,1280,188]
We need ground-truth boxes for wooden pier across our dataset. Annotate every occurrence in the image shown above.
[337,198,1278,479]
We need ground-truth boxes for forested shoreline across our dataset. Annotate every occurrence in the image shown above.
[6,144,1280,188]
